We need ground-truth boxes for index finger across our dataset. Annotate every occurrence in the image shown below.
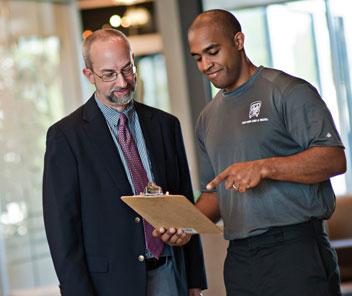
[206,169,228,190]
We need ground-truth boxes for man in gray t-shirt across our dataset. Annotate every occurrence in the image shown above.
[188,9,346,296]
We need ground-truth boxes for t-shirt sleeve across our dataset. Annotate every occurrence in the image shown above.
[281,82,344,149]
[195,114,217,192]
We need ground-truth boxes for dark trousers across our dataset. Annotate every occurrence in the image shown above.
[224,220,341,296]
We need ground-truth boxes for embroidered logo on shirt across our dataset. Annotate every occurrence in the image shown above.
[249,101,262,118]
[326,132,332,138]
[242,100,269,125]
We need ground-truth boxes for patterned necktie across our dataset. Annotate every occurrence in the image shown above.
[118,113,164,258]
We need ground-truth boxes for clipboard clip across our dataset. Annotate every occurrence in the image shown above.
[143,182,169,196]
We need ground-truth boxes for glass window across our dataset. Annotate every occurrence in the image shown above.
[0,34,61,296]
[135,54,171,112]
[236,7,272,67]
[326,0,352,191]
[0,1,83,294]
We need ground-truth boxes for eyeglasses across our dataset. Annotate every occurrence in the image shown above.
[92,64,136,82]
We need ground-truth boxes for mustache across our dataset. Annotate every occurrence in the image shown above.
[111,86,130,92]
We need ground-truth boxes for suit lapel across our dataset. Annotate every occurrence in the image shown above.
[82,97,132,194]
[135,102,167,190]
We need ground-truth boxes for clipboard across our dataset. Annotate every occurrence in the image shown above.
[121,194,222,234]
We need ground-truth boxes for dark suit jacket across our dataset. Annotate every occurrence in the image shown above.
[43,96,207,296]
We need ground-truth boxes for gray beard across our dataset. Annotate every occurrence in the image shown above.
[107,89,135,106]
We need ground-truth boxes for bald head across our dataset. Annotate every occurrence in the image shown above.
[82,29,131,69]
[189,9,241,38]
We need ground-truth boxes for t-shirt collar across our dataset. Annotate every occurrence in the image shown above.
[222,65,263,97]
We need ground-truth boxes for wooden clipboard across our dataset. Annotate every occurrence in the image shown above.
[121,194,222,234]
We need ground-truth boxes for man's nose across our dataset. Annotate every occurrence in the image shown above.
[114,73,128,88]
[200,57,213,73]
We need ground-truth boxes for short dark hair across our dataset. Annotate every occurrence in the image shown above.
[189,9,242,37]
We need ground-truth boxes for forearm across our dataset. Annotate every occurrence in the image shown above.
[261,146,346,184]
[196,192,221,223]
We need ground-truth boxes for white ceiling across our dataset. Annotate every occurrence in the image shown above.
[202,0,293,10]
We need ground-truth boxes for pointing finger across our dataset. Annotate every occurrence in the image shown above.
[206,170,228,190]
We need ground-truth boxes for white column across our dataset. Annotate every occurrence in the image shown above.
[155,0,200,192]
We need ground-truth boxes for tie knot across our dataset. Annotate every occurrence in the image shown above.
[119,113,128,127]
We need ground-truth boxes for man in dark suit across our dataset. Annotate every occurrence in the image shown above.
[43,28,207,296]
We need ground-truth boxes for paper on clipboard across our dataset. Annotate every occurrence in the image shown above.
[121,194,222,234]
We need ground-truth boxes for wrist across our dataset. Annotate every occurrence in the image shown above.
[259,158,274,179]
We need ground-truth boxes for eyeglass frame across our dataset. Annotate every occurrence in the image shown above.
[90,63,136,82]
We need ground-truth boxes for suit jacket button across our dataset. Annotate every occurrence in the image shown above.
[134,217,141,223]
[138,255,145,262]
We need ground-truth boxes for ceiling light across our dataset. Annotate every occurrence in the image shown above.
[110,14,121,27]
[121,16,131,28]
[123,7,150,27]
[112,0,147,5]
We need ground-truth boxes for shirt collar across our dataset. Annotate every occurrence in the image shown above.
[94,94,136,127]
[222,65,263,97]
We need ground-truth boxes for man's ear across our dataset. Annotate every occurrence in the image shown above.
[233,32,245,50]
[83,68,95,84]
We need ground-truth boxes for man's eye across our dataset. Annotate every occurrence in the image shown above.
[122,65,133,75]
[193,56,201,62]
[103,72,115,78]
[208,50,219,55]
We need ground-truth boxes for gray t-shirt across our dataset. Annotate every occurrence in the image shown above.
[196,66,344,240]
